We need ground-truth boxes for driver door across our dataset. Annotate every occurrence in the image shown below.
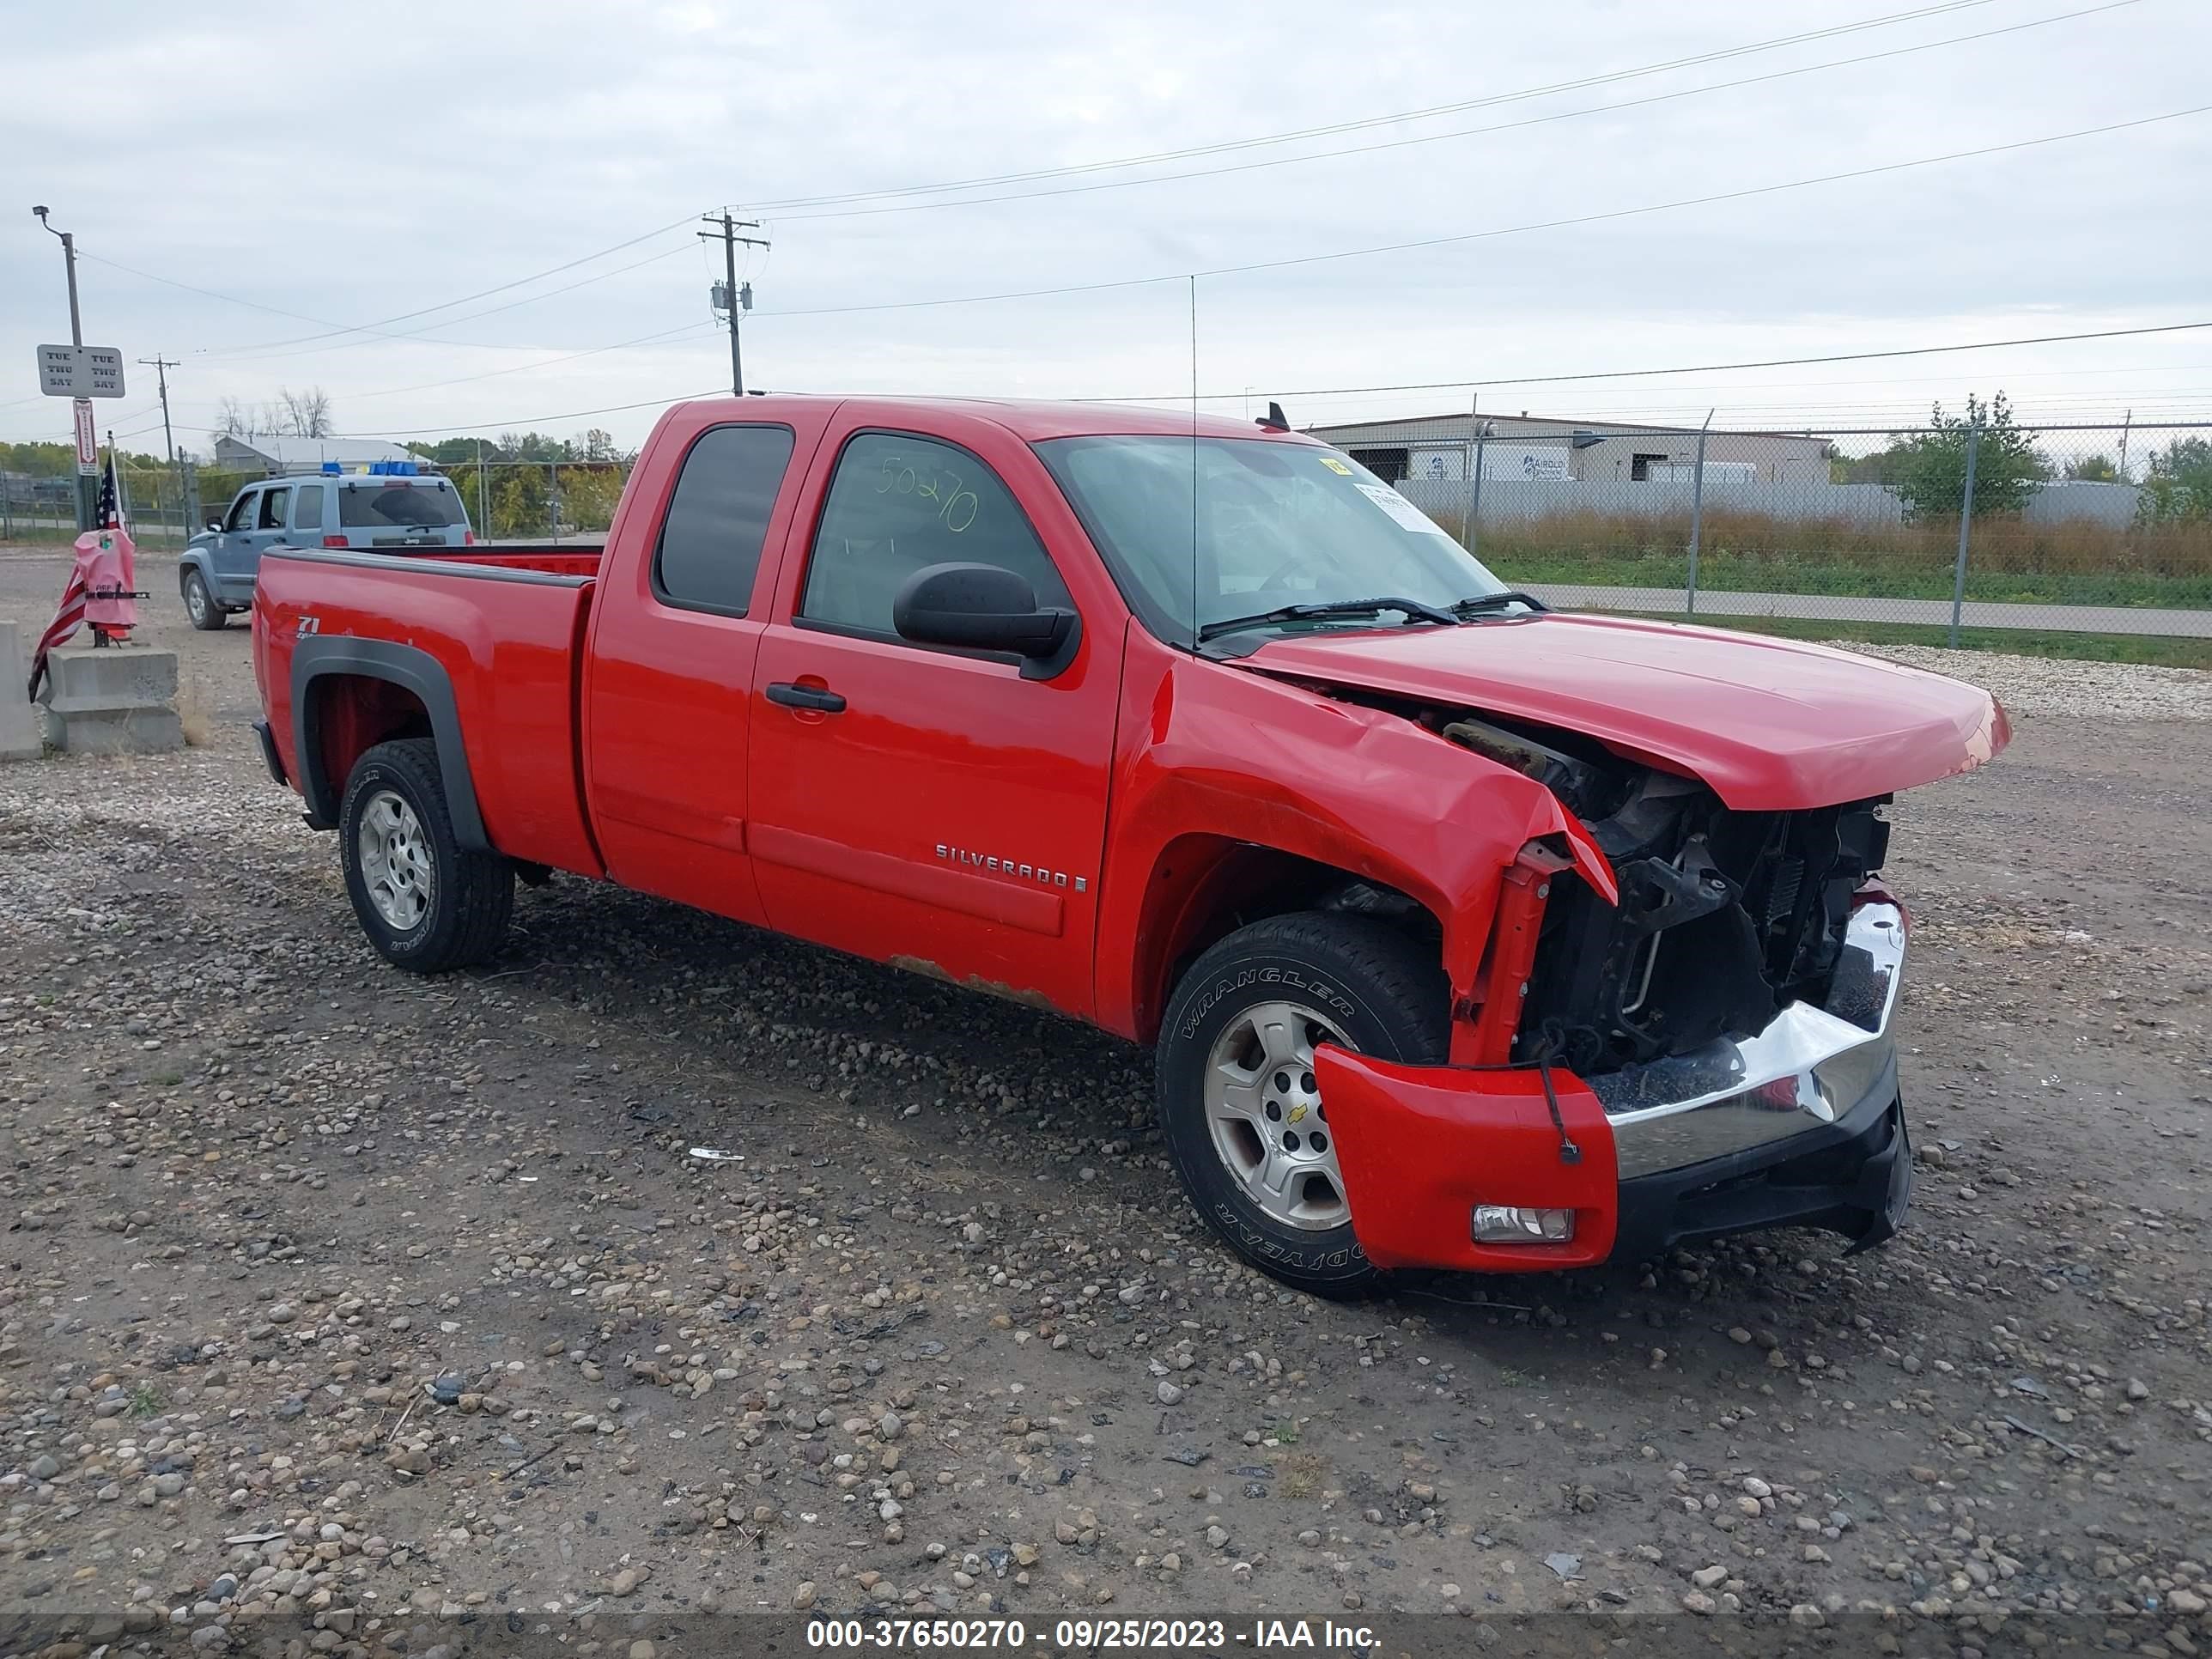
[210,487,262,604]
[745,418,1121,1018]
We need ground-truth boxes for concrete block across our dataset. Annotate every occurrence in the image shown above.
[37,642,185,755]
[0,623,43,761]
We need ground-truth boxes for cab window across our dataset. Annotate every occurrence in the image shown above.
[258,487,290,530]
[800,432,1068,638]
[653,424,796,616]
[290,483,325,532]
[224,490,258,532]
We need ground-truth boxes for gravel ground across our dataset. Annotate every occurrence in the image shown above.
[3,548,2211,1656]
[1830,642,2212,724]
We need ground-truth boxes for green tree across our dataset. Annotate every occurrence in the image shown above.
[1890,392,2045,522]
[489,467,552,538]
[1832,443,1909,485]
[2063,453,2119,482]
[2136,437,2212,525]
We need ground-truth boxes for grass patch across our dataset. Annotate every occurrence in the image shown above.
[1469,505,2212,610]
[1595,608,2212,670]
[177,673,215,748]
[1279,1451,1328,1500]
[128,1382,163,1419]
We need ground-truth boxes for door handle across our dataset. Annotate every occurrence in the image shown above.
[765,681,847,714]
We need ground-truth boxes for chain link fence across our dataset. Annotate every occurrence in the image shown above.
[1,462,206,550]
[7,414,2208,658]
[1,457,632,548]
[1357,418,2212,647]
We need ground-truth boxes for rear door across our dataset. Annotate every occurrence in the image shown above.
[580,413,820,927]
[744,413,1122,1018]
[289,482,327,548]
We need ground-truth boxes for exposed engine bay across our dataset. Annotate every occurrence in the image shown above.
[1431,710,1890,1077]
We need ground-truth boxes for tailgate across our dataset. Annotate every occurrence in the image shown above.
[337,476,472,549]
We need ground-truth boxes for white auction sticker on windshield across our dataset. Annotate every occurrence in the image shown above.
[1354,480,1435,532]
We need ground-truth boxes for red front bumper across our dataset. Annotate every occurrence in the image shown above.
[1316,1048,1620,1273]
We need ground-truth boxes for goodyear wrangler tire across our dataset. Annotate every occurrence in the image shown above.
[1157,912,1447,1296]
[338,738,513,973]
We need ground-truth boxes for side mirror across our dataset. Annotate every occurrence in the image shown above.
[893,562,1078,678]
[205,518,223,532]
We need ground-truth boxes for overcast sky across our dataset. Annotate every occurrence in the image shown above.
[3,0,2206,454]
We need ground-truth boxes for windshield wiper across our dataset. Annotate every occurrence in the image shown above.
[1200,595,1458,642]
[1450,590,1549,617]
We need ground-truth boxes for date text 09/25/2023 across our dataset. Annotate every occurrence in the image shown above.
[804,1617,1379,1651]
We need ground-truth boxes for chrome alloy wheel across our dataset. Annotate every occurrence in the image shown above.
[1203,1000,1353,1230]
[356,788,434,932]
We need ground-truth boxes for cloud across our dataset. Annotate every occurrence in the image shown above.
[5,0,2207,448]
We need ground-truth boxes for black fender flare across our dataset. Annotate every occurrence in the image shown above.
[290,637,489,849]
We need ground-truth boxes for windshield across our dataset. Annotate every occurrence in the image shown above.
[338,481,466,529]
[1035,434,1508,645]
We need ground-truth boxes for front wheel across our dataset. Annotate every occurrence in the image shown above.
[182,568,225,630]
[1156,912,1446,1296]
[337,738,513,972]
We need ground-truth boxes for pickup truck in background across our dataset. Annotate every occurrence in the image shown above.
[251,395,2006,1292]
[181,468,473,629]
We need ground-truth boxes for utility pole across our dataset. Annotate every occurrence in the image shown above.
[699,210,769,395]
[137,356,179,466]
[138,356,180,540]
[34,205,98,532]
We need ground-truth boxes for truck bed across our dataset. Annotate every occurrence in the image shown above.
[411,543,605,580]
[253,544,604,878]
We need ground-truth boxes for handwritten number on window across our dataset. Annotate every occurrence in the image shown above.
[873,450,979,533]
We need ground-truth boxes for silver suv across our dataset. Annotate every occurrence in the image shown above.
[179,469,474,629]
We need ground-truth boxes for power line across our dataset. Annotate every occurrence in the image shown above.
[749,105,2211,323]
[301,324,2212,443]
[743,0,2001,212]
[1197,106,2211,283]
[1081,319,2212,406]
[77,234,699,360]
[342,321,719,402]
[197,212,704,350]
[769,3,2134,223]
[337,390,734,439]
[203,243,707,364]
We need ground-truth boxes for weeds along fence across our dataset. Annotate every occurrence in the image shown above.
[1358,418,2212,640]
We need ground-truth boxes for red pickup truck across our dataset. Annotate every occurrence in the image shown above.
[252,395,2005,1292]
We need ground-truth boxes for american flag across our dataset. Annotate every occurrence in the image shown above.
[94,451,120,531]
[24,454,122,701]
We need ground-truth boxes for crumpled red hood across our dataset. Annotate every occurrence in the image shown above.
[1240,611,2008,811]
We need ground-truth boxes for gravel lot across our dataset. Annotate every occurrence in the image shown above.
[3,546,2211,1656]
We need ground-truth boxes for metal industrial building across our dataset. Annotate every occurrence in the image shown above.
[210,434,418,475]
[1304,411,1832,485]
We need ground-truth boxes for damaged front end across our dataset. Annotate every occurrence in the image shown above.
[1320,705,1918,1273]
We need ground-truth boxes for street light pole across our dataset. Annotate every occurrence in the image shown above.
[33,206,98,532]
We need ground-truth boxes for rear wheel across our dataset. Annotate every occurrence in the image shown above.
[1156,912,1446,1295]
[338,738,512,972]
[181,568,225,630]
